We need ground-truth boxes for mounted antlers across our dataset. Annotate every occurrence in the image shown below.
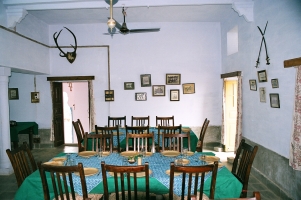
[53,27,77,64]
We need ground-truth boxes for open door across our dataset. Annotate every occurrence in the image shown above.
[52,82,64,147]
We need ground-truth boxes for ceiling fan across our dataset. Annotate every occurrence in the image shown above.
[104,7,160,35]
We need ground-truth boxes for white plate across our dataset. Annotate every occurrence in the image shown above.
[78,151,96,158]
[52,157,67,162]
[175,159,190,165]
[43,161,64,166]
[74,168,98,176]
[161,151,180,157]
[199,155,220,162]
[120,151,139,157]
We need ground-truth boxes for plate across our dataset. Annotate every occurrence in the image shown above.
[52,157,67,162]
[97,151,110,157]
[120,151,139,157]
[131,170,152,178]
[175,159,190,165]
[165,170,182,177]
[199,155,220,162]
[161,151,180,157]
[43,161,64,166]
[75,168,98,176]
[145,152,153,157]
[186,151,194,156]
[78,151,96,158]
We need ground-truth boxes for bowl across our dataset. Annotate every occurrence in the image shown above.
[128,159,136,164]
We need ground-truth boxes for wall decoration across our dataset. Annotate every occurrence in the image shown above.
[135,92,147,101]
[249,79,257,91]
[152,85,165,96]
[31,92,40,103]
[8,88,19,100]
[170,89,180,101]
[124,82,135,90]
[166,74,181,85]
[270,93,280,108]
[259,87,266,102]
[257,70,267,82]
[271,79,279,88]
[105,90,114,101]
[255,21,270,67]
[182,83,195,94]
[140,74,151,87]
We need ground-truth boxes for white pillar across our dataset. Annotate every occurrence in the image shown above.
[0,66,13,175]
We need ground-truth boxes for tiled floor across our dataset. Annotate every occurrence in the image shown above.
[0,145,292,200]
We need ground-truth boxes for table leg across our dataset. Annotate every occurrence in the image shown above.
[29,128,33,150]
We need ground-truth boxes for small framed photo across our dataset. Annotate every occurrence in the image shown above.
[182,83,195,94]
[8,88,19,100]
[271,79,279,88]
[257,70,268,82]
[166,74,181,85]
[152,85,165,96]
[124,82,135,90]
[105,90,114,101]
[135,92,147,101]
[31,92,40,103]
[170,89,180,101]
[270,93,280,108]
[259,87,266,102]
[249,79,257,91]
[140,74,151,87]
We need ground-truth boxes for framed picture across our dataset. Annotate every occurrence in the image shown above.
[259,87,266,102]
[8,88,19,100]
[105,90,114,101]
[271,79,279,88]
[257,70,267,82]
[31,92,40,103]
[166,74,181,85]
[170,89,180,101]
[135,92,147,101]
[124,82,135,90]
[270,93,280,108]
[140,74,151,87]
[152,85,165,96]
[182,83,195,94]
[249,79,257,91]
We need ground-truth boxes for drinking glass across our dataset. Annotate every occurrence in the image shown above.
[141,147,146,158]
[98,147,103,159]
[183,148,188,158]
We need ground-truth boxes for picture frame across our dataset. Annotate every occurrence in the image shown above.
[182,83,195,94]
[271,79,279,88]
[257,70,268,82]
[124,82,135,90]
[8,88,19,100]
[170,89,180,101]
[152,85,165,96]
[135,92,147,101]
[140,74,151,87]
[31,92,40,103]
[270,93,280,108]
[249,79,257,91]
[259,87,266,102]
[166,74,181,85]
[105,90,114,101]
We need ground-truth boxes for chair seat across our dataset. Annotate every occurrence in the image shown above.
[107,191,156,200]
[53,193,103,200]
[163,192,209,200]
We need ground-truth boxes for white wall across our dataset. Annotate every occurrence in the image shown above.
[220,0,301,158]
[0,1,7,27]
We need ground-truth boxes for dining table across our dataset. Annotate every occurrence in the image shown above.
[14,151,242,200]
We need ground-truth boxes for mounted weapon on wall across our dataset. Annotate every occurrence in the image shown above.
[53,27,77,64]
[255,21,269,68]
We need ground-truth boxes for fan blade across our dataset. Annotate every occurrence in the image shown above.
[129,28,160,33]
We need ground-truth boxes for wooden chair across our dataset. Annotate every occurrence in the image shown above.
[156,116,174,126]
[38,161,102,200]
[95,125,121,153]
[72,120,85,152]
[232,139,258,198]
[158,125,184,151]
[6,142,37,187]
[101,161,151,200]
[84,132,113,153]
[167,161,219,200]
[196,118,210,152]
[161,130,190,152]
[126,125,150,134]
[126,133,155,153]
[108,116,126,128]
[131,116,150,127]
[77,118,88,140]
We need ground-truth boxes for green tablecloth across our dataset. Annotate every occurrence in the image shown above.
[10,122,38,142]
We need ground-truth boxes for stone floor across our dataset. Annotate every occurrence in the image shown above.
[0,145,292,200]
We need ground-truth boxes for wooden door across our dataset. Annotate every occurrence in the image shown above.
[52,82,64,147]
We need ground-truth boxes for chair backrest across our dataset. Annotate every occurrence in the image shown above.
[169,161,218,200]
[77,118,87,139]
[101,161,150,200]
[196,118,210,152]
[161,130,190,152]
[232,139,258,198]
[131,116,150,127]
[126,133,155,153]
[95,125,121,152]
[126,125,150,134]
[156,116,174,126]
[108,116,126,128]
[6,142,37,188]
[84,132,113,153]
[38,161,88,200]
[72,120,85,152]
